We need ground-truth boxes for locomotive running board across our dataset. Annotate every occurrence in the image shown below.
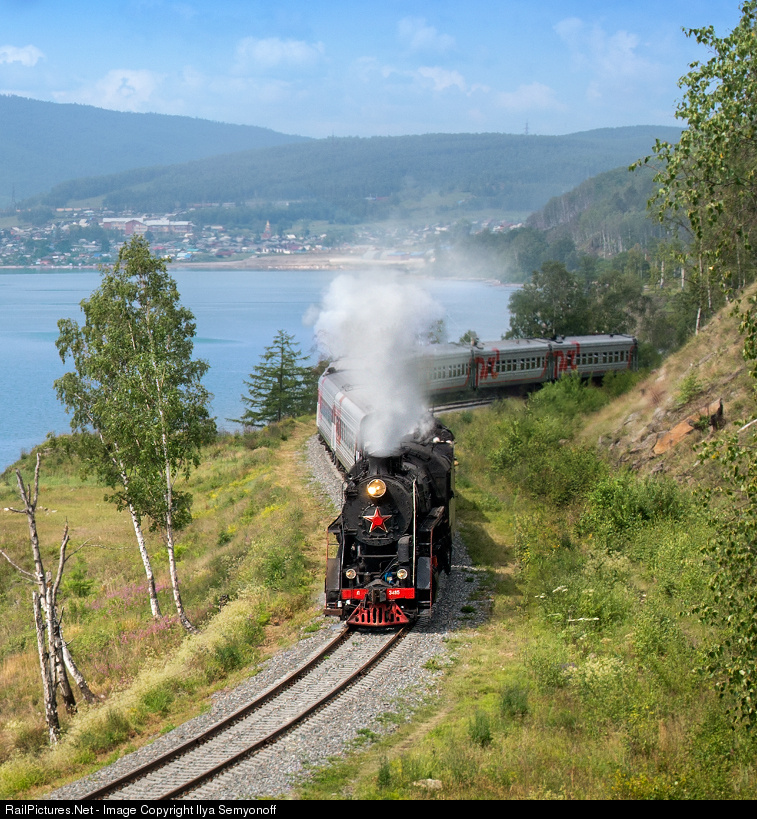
[347,601,410,627]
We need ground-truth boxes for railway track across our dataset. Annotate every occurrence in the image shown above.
[430,397,495,414]
[77,627,406,800]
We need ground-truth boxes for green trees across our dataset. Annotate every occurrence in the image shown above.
[645,1,757,728]
[506,257,647,340]
[643,1,757,323]
[506,261,589,338]
[238,330,316,427]
[55,236,216,632]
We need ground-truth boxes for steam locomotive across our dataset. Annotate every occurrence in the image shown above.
[318,333,637,627]
[319,368,455,627]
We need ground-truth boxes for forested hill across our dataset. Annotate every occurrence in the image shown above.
[526,163,665,255]
[34,125,681,216]
[0,95,309,206]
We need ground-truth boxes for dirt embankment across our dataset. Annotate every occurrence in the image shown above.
[582,295,757,483]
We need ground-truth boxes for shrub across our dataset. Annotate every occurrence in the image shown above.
[676,371,703,407]
[602,368,639,398]
[468,710,493,747]
[62,561,94,598]
[377,757,392,789]
[0,757,53,798]
[500,683,529,719]
[259,543,307,592]
[217,526,235,546]
[631,604,684,660]
[525,640,571,693]
[493,414,605,505]
[580,473,688,542]
[535,572,632,631]
[8,722,47,756]
[523,445,605,505]
[75,710,132,755]
[213,643,243,673]
[528,372,608,420]
[141,685,174,715]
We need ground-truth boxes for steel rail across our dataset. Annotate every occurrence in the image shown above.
[158,627,407,800]
[430,397,495,414]
[78,627,351,800]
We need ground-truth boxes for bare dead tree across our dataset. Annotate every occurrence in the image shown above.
[0,453,97,744]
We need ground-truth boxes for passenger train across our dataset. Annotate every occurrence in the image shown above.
[318,333,637,627]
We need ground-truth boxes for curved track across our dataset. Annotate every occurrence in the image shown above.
[78,627,406,800]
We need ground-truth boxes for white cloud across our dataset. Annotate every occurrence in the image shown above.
[62,69,163,112]
[411,67,488,97]
[234,37,324,72]
[180,65,204,89]
[0,45,44,67]
[555,17,655,83]
[398,17,455,53]
[496,82,564,112]
[417,66,467,93]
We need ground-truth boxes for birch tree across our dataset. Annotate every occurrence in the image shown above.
[56,236,216,633]
[0,454,96,745]
[640,1,757,324]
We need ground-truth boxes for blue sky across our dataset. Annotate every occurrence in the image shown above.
[0,1,744,137]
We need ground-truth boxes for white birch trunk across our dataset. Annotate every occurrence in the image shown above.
[58,621,97,703]
[127,501,162,618]
[33,591,59,745]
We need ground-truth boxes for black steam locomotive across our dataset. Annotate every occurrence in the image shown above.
[324,425,455,627]
[320,366,455,626]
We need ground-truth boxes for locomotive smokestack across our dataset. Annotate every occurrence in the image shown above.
[366,454,401,476]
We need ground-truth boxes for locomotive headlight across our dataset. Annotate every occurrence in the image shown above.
[345,568,357,580]
[366,479,386,499]
[397,568,408,580]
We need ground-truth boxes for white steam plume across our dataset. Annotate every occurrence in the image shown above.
[310,273,444,456]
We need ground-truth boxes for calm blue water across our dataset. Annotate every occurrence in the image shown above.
[0,268,516,471]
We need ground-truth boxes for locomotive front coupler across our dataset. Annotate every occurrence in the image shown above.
[366,578,390,604]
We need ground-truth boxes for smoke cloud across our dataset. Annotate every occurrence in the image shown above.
[310,273,444,456]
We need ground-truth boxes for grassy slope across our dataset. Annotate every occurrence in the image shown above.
[0,419,334,798]
[576,289,755,475]
[296,302,757,800]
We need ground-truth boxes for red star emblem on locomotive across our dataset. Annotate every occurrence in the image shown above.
[363,507,392,532]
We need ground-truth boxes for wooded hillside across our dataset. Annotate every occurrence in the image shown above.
[0,95,308,206]
[30,125,681,217]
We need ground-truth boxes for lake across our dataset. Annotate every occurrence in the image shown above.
[0,267,517,472]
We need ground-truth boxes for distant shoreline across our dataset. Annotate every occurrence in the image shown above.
[0,251,428,273]
[173,251,428,271]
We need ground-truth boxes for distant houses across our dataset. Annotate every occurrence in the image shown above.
[100,217,192,236]
[2,203,506,268]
